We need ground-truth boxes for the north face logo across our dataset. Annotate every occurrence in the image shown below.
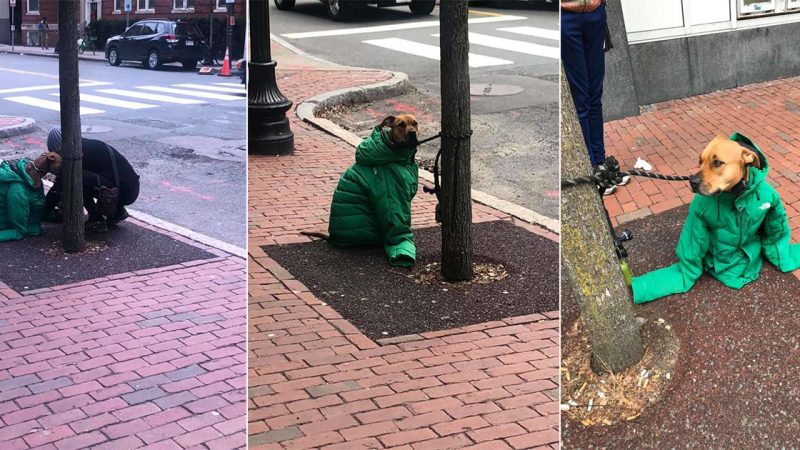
[759,202,771,211]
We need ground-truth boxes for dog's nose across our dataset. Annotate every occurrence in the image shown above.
[689,175,701,193]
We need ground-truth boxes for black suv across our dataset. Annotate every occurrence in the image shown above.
[106,19,205,70]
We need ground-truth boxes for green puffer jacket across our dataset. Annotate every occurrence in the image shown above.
[0,159,45,242]
[328,126,419,267]
[632,133,800,303]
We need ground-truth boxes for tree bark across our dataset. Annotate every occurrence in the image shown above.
[560,63,643,373]
[58,0,85,253]
[439,0,473,281]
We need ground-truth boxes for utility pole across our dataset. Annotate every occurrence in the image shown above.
[561,63,644,373]
[57,0,85,253]
[438,0,473,281]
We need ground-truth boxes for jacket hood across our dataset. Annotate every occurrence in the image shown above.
[729,132,768,196]
[0,159,37,189]
[355,127,417,166]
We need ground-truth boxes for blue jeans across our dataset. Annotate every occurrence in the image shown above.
[562,5,607,166]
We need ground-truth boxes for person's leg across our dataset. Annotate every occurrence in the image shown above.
[584,4,608,166]
[561,11,594,164]
[82,170,109,223]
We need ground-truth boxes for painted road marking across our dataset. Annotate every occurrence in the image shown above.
[173,83,246,94]
[96,88,206,104]
[51,92,157,109]
[5,96,104,115]
[0,81,111,95]
[136,86,244,101]
[213,82,246,88]
[498,26,560,41]
[433,32,559,59]
[282,15,527,39]
[363,38,512,67]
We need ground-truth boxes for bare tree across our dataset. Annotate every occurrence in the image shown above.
[561,63,643,373]
[438,1,473,281]
[58,0,85,252]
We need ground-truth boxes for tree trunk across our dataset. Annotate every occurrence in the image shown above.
[439,1,473,281]
[58,0,85,253]
[560,63,643,373]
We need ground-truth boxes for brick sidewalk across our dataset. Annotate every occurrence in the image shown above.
[0,219,246,448]
[247,59,560,448]
[604,76,800,241]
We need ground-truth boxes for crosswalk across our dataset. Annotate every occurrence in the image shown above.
[281,16,559,69]
[3,82,245,116]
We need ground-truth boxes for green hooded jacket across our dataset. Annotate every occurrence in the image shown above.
[0,158,45,242]
[328,126,419,267]
[632,133,800,303]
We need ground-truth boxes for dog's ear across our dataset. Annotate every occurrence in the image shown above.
[380,116,396,129]
[741,147,761,169]
[46,152,60,162]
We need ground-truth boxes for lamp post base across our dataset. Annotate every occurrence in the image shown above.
[248,60,294,156]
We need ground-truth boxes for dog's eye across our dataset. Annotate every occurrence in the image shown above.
[713,160,724,168]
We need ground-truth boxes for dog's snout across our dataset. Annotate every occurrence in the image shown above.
[689,175,701,193]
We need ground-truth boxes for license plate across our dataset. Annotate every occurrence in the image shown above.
[186,40,194,46]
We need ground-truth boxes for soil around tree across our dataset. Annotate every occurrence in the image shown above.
[263,220,558,340]
[0,221,214,292]
[562,203,800,448]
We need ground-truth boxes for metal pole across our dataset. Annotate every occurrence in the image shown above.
[11,6,14,52]
[226,1,233,60]
[248,0,293,155]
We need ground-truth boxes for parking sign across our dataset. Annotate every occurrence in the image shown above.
[124,0,132,12]
[10,0,16,7]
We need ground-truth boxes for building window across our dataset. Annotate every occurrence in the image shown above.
[113,0,121,11]
[216,0,230,11]
[28,0,40,14]
[137,0,152,11]
[174,0,195,10]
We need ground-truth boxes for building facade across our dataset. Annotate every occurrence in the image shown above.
[11,0,243,47]
[605,0,800,119]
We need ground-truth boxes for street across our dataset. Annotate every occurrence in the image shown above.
[271,1,560,219]
[0,53,246,247]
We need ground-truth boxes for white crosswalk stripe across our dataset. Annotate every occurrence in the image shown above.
[51,92,157,110]
[136,86,244,101]
[173,83,246,94]
[497,26,560,41]
[432,32,559,59]
[282,15,527,39]
[213,82,245,88]
[5,96,105,115]
[364,38,513,68]
[96,88,206,104]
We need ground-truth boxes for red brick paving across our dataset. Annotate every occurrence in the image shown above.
[248,53,560,449]
[604,76,800,279]
[0,219,246,448]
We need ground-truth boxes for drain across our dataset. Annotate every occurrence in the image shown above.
[470,83,524,97]
[81,125,112,134]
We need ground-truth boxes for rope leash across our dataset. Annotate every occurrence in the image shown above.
[418,130,473,223]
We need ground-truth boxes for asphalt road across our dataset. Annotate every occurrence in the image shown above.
[0,53,246,248]
[271,1,560,219]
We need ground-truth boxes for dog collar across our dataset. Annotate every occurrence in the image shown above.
[730,178,748,198]
[31,161,48,175]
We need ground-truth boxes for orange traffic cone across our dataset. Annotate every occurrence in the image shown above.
[218,47,232,77]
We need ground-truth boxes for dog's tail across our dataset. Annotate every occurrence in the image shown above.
[300,231,329,241]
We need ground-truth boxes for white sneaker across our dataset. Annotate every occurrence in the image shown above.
[603,185,617,196]
[617,175,631,186]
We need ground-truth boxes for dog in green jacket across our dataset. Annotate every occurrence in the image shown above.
[0,152,62,242]
[632,133,800,303]
[303,115,420,267]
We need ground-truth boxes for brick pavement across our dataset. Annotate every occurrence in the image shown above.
[247,47,560,449]
[0,218,247,449]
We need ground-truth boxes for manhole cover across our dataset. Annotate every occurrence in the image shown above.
[470,83,524,97]
[82,125,112,134]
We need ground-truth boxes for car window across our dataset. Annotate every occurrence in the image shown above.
[155,23,167,34]
[174,22,202,37]
[140,23,156,35]
[125,24,143,37]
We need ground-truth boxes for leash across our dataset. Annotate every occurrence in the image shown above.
[418,130,473,223]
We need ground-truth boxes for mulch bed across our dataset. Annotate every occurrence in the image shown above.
[562,203,800,448]
[263,220,558,341]
[0,221,214,292]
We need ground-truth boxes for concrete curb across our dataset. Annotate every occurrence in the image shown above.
[0,116,36,139]
[0,46,106,63]
[295,77,561,235]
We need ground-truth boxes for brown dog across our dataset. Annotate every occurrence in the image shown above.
[301,114,420,241]
[689,136,761,196]
[27,152,62,188]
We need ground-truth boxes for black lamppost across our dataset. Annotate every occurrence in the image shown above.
[248,0,293,155]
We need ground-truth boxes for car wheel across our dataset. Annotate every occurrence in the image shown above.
[107,47,121,66]
[146,49,162,70]
[409,0,436,15]
[326,0,352,21]
[181,59,197,70]
[274,0,296,10]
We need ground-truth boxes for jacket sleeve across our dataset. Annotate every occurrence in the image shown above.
[761,190,800,272]
[372,168,416,267]
[631,200,710,303]
[0,185,37,242]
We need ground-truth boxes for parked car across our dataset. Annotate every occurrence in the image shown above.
[233,58,246,85]
[106,19,205,70]
[274,0,436,21]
